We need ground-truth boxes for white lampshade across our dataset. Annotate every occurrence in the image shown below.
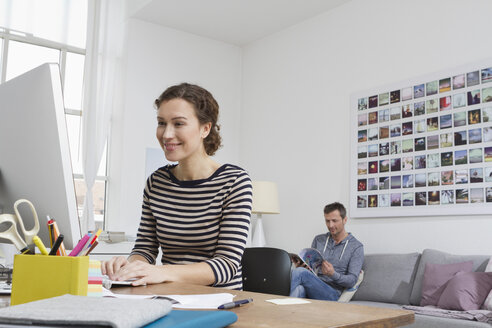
[252,181,280,214]
[250,181,279,248]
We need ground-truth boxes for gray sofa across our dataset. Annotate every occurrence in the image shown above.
[350,249,490,328]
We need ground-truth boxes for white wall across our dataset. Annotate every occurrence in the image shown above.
[108,0,492,256]
[241,0,492,255]
[106,19,242,233]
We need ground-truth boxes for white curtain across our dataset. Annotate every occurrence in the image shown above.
[81,0,126,232]
[0,0,87,48]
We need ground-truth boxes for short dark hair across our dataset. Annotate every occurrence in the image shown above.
[154,83,222,156]
[323,202,346,218]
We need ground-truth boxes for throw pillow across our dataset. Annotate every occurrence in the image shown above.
[338,270,364,303]
[437,272,492,311]
[482,256,492,311]
[420,261,473,306]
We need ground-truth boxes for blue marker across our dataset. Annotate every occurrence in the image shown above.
[218,298,253,309]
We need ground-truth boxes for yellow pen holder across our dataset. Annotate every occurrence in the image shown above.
[11,254,89,305]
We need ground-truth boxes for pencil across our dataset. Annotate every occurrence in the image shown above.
[85,240,99,255]
[51,219,67,256]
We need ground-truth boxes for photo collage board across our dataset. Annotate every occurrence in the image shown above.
[350,59,492,218]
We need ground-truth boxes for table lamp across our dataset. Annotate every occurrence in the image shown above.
[251,181,280,247]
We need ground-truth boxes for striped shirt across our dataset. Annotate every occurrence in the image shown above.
[130,163,252,290]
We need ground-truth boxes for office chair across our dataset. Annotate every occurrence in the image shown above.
[241,247,291,296]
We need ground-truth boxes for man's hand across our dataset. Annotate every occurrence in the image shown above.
[290,254,307,269]
[321,260,335,276]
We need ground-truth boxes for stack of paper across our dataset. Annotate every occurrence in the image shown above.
[87,260,103,297]
[103,287,234,309]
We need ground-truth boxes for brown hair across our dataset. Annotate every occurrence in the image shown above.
[323,202,347,218]
[154,83,222,156]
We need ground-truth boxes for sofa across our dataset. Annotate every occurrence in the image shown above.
[349,249,491,328]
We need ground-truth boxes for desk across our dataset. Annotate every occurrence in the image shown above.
[113,282,414,328]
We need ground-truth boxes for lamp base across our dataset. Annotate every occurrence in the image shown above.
[251,215,266,247]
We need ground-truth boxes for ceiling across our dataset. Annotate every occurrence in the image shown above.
[132,0,351,46]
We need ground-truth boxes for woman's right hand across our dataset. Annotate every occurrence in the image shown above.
[101,256,130,279]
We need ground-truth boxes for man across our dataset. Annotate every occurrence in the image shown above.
[290,202,364,300]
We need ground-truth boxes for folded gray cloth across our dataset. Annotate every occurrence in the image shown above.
[0,294,172,327]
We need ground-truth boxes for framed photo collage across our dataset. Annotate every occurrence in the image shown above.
[350,59,492,218]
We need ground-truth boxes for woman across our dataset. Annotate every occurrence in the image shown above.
[102,83,252,289]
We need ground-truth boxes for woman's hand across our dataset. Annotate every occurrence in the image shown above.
[101,256,129,279]
[111,261,167,286]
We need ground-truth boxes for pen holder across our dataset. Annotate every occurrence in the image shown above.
[11,254,89,305]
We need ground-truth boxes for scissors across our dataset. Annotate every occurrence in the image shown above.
[0,214,30,254]
[12,199,40,247]
[0,199,39,254]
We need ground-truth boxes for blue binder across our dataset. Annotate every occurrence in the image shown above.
[144,309,238,328]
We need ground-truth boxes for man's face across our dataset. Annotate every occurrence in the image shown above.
[324,210,347,238]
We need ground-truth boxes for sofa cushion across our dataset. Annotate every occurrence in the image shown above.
[352,252,420,304]
[350,300,402,309]
[351,301,492,328]
[420,261,473,306]
[437,272,492,311]
[338,270,364,303]
[411,313,492,328]
[409,249,490,306]
[482,256,492,310]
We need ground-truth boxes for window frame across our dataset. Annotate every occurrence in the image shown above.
[0,26,109,230]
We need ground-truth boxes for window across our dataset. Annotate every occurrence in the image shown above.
[0,0,107,231]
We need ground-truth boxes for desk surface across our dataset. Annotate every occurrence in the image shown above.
[113,282,414,328]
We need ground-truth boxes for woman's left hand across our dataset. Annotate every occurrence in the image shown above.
[112,261,167,286]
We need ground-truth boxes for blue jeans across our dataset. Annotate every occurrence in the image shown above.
[290,267,341,301]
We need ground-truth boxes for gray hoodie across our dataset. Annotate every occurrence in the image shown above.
[311,232,364,292]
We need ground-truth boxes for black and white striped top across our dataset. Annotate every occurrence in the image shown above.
[130,163,252,290]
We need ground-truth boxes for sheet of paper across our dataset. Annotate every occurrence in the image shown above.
[166,293,234,309]
[266,298,311,305]
[103,287,154,299]
[103,287,234,309]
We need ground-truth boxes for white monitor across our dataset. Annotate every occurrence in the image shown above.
[0,63,81,250]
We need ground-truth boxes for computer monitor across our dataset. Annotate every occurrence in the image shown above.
[0,63,81,250]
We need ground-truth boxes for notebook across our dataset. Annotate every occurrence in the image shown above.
[0,294,172,327]
[144,310,238,328]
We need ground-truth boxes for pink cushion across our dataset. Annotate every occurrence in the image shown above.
[482,256,492,310]
[437,272,492,311]
[420,261,473,306]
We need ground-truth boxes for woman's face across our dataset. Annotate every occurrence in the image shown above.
[156,98,210,163]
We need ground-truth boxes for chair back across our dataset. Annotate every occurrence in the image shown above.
[241,247,291,296]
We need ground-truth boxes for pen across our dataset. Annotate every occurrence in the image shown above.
[88,229,102,247]
[32,236,49,255]
[20,247,31,255]
[50,217,67,256]
[68,234,90,256]
[46,215,55,247]
[78,232,92,256]
[85,240,99,255]
[80,229,102,256]
[49,234,64,255]
[218,298,253,309]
